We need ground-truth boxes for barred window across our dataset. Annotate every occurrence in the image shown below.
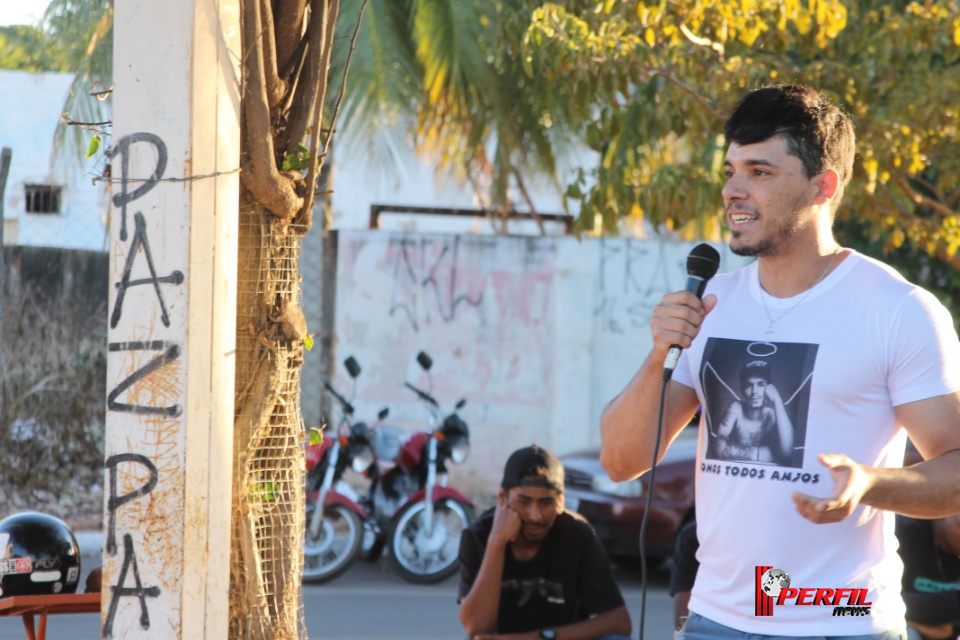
[25,185,61,214]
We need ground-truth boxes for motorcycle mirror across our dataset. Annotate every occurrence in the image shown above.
[455,398,466,410]
[378,407,389,420]
[344,356,361,378]
[416,351,433,371]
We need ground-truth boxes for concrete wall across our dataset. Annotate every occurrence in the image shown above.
[2,245,108,308]
[326,230,749,495]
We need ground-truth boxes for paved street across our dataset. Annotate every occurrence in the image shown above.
[0,554,674,639]
[302,556,673,640]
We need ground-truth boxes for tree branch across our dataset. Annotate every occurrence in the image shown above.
[947,188,960,210]
[644,68,724,122]
[85,10,112,58]
[892,173,958,219]
[319,0,365,163]
[909,172,945,203]
[240,0,303,218]
[274,0,308,73]
[466,155,509,234]
[279,31,309,88]
[300,0,341,225]
[275,37,310,155]
[284,0,326,156]
[512,169,546,235]
[678,23,725,59]
[61,115,112,128]
[894,208,960,271]
[258,0,287,108]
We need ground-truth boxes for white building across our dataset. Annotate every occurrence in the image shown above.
[1,68,571,252]
[1,70,109,251]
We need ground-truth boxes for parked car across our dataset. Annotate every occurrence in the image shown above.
[560,422,697,564]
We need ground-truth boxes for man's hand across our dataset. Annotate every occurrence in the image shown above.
[764,383,783,406]
[650,292,717,358]
[791,453,873,523]
[489,497,523,546]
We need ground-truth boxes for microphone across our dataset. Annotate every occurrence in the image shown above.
[663,243,721,377]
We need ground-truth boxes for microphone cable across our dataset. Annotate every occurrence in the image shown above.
[636,367,672,640]
[635,243,718,639]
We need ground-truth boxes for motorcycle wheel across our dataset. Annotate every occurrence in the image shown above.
[303,502,363,583]
[387,497,472,584]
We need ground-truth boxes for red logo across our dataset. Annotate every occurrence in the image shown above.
[754,566,872,617]
[0,558,32,575]
[756,565,775,616]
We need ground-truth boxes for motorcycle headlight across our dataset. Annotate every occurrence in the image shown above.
[449,438,470,465]
[351,445,375,473]
[591,474,643,498]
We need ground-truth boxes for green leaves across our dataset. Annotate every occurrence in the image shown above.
[249,481,279,502]
[308,427,323,446]
[0,0,112,73]
[84,134,100,158]
[520,0,960,284]
[281,144,313,172]
[0,26,62,71]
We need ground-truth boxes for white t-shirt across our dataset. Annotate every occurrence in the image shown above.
[672,250,960,636]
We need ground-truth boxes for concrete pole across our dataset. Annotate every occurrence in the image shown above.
[103,0,239,637]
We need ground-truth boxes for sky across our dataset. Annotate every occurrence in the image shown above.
[0,0,52,27]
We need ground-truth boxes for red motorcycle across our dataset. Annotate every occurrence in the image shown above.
[303,356,387,583]
[381,352,473,583]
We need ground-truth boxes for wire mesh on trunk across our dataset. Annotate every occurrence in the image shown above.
[230,197,309,640]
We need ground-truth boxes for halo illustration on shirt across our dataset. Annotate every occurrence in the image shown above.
[700,338,818,469]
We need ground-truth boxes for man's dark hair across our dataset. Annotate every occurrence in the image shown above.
[724,85,856,212]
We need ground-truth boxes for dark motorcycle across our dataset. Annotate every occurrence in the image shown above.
[303,356,386,583]
[380,351,473,583]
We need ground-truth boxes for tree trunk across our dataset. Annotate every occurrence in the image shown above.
[229,192,311,640]
[228,1,358,636]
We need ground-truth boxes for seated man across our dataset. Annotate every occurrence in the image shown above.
[458,445,631,640]
[670,519,699,633]
[896,513,960,640]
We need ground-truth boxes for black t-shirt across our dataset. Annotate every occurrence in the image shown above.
[669,520,699,597]
[458,508,625,634]
[895,515,960,626]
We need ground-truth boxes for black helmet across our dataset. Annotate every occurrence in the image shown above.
[0,512,82,597]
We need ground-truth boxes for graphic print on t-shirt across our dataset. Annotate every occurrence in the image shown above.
[502,577,565,607]
[700,338,818,469]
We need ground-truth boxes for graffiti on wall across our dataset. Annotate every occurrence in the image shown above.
[594,238,681,334]
[337,231,556,405]
[103,132,176,637]
[387,235,487,333]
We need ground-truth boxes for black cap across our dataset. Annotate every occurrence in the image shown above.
[740,360,772,386]
[501,445,564,493]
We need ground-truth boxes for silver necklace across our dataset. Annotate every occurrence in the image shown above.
[760,249,843,337]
